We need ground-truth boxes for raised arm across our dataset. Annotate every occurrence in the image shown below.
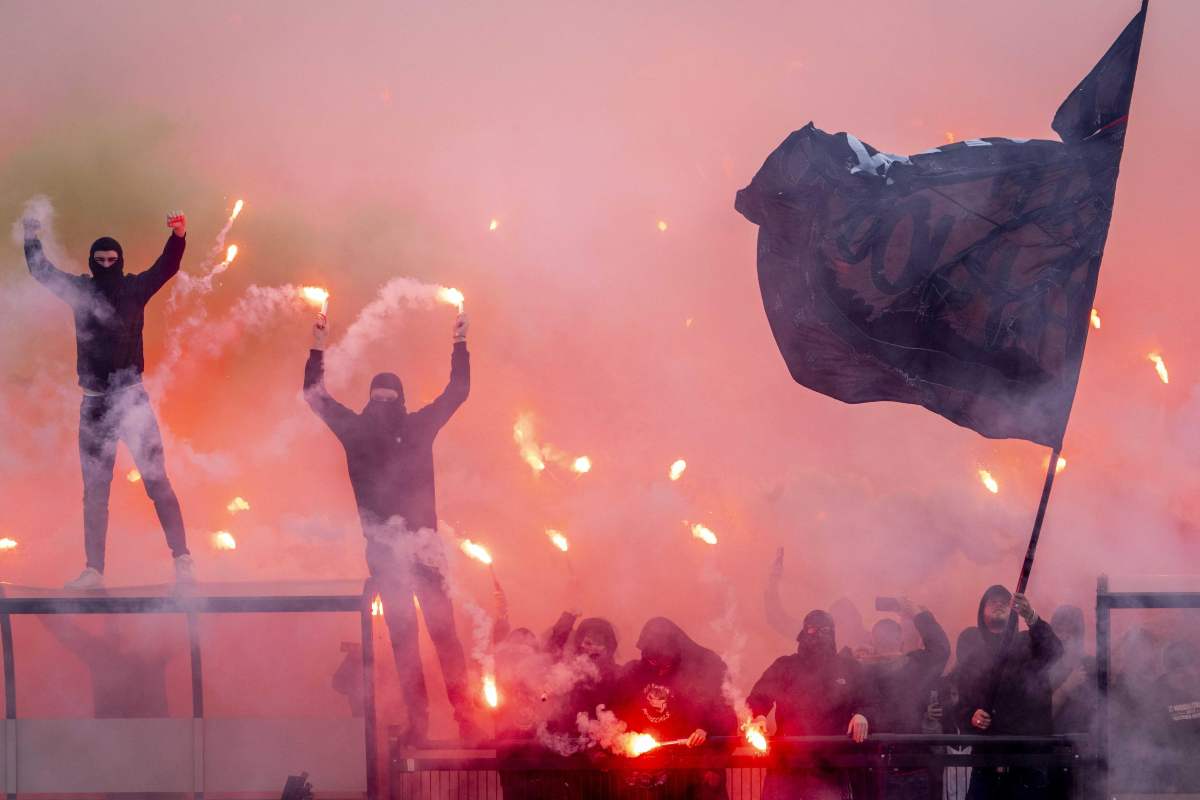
[764,547,802,640]
[900,600,951,679]
[133,212,187,302]
[23,218,83,303]
[303,320,357,440]
[417,313,471,430]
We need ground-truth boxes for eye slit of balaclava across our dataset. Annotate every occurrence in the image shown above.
[89,237,125,280]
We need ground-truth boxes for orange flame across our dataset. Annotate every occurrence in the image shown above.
[657,220,668,232]
[224,244,238,265]
[437,286,465,312]
[300,286,330,313]
[1090,309,1101,330]
[126,469,141,483]
[944,131,956,144]
[978,469,999,494]
[572,455,592,474]
[1055,456,1067,474]
[371,594,384,617]
[624,732,659,757]
[744,723,769,753]
[669,459,687,481]
[212,531,237,550]
[690,523,718,545]
[513,414,547,473]
[230,199,244,220]
[226,496,250,513]
[0,538,18,551]
[1149,353,1169,384]
[460,539,493,565]
[488,219,499,232]
[547,529,569,552]
[483,674,500,708]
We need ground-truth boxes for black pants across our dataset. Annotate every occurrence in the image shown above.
[79,385,188,572]
[365,537,471,737]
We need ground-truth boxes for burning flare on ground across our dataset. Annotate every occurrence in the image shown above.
[212,531,237,551]
[978,469,999,494]
[1090,308,1101,330]
[226,496,250,513]
[126,469,141,483]
[300,286,331,315]
[572,455,592,474]
[547,529,569,552]
[689,523,718,545]
[669,459,687,481]
[437,286,465,313]
[1149,353,1169,384]
[0,538,17,551]
[483,674,500,708]
[371,594,384,617]
[460,539,493,565]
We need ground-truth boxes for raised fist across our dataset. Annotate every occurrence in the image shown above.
[312,319,329,351]
[166,210,187,237]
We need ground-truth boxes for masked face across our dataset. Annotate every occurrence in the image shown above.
[983,598,1011,633]
[93,250,120,270]
[363,374,407,437]
[580,633,609,661]
[797,622,837,660]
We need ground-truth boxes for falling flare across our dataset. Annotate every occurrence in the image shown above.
[1149,353,1169,384]
[371,594,384,617]
[482,674,500,708]
[437,286,465,313]
[488,219,499,232]
[744,723,769,753]
[624,733,660,757]
[669,459,687,481]
[1090,309,1101,330]
[690,523,718,545]
[212,531,237,550]
[230,199,245,221]
[460,539,493,565]
[513,414,547,473]
[226,496,251,513]
[0,538,17,551]
[978,469,999,494]
[300,286,331,315]
[126,469,142,483]
[656,220,668,232]
[572,455,592,474]
[547,529,569,552]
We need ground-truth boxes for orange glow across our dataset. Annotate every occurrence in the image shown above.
[489,219,499,231]
[669,459,687,481]
[690,523,718,545]
[226,496,250,513]
[978,469,999,494]
[0,538,17,551]
[572,455,592,474]
[624,732,659,757]
[944,131,956,144]
[657,220,668,232]
[126,469,141,483]
[513,414,547,473]
[230,199,244,220]
[300,286,330,314]
[371,593,384,617]
[547,529,569,552]
[1090,308,1101,330]
[224,244,238,265]
[212,531,237,550]
[1149,353,1169,384]
[483,674,500,708]
[1056,456,1067,474]
[437,286,465,312]
[460,539,493,565]
[744,723,769,753]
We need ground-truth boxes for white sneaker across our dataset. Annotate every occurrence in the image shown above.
[64,567,104,590]
[174,554,196,583]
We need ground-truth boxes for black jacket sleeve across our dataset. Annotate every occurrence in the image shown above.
[908,611,951,681]
[303,349,357,440]
[134,234,186,302]
[413,342,470,431]
[24,238,85,304]
[747,657,789,718]
[1028,618,1064,672]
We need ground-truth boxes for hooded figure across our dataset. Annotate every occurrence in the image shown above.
[547,618,621,739]
[23,217,191,589]
[303,313,478,744]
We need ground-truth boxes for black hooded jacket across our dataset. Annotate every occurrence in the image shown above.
[613,618,737,745]
[24,235,186,392]
[955,585,1063,736]
[862,611,950,733]
[303,343,469,532]
[748,634,872,737]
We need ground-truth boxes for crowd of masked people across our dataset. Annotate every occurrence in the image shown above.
[468,552,1199,800]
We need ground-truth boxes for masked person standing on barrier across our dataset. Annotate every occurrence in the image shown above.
[956,585,1062,800]
[23,213,194,589]
[304,310,482,744]
[748,609,873,800]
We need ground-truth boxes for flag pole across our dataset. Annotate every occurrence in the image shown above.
[1015,445,1062,596]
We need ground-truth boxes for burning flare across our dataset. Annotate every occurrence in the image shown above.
[1149,353,1169,384]
[488,219,499,232]
[978,469,999,494]
[482,674,500,708]
[656,220,669,232]
[572,455,592,474]
[690,523,718,545]
[623,733,660,757]
[944,131,956,144]
[0,538,18,551]
[300,285,331,315]
[126,469,142,483]
[437,286,465,312]
[212,531,237,551]
[1090,308,1101,330]
[547,529,569,552]
[1054,456,1067,474]
[513,414,547,473]
[371,594,384,617]
[460,539,493,565]
[743,722,769,753]
[226,496,250,513]
[223,244,239,266]
[669,459,687,481]
[230,199,244,221]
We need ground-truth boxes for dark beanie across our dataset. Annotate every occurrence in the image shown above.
[370,372,403,393]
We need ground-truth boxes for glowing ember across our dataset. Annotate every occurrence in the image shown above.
[0,538,17,551]
[744,723,769,753]
[513,414,547,473]
[300,285,331,314]
[371,594,384,617]
[489,219,499,232]
[224,244,239,265]
[226,496,250,513]
[572,455,592,474]
[690,523,718,545]
[460,539,493,565]
[656,220,668,232]
[1090,308,1101,330]
[437,286,465,312]
[483,674,500,708]
[624,733,660,757]
[669,459,687,481]
[212,531,237,550]
[978,469,999,494]
[547,529,569,552]
[1149,353,1169,384]
[126,469,142,483]
[230,199,244,220]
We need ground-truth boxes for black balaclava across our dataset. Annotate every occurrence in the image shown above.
[636,617,685,677]
[89,237,125,289]
[977,584,1013,644]
[796,609,837,664]
[363,372,407,438]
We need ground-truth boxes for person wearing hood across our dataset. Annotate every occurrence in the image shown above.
[613,618,736,799]
[747,609,872,800]
[23,213,193,590]
[547,618,621,739]
[955,585,1062,799]
[303,310,478,744]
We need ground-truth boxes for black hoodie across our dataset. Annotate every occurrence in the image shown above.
[24,235,185,392]
[955,585,1063,736]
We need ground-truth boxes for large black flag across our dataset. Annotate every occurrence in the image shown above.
[736,4,1145,448]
